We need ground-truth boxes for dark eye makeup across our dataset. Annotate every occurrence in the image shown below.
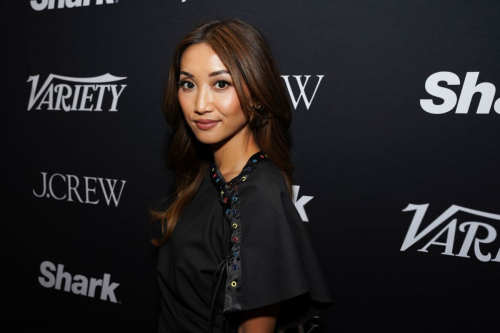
[178,80,195,89]
[214,80,231,90]
[177,79,232,91]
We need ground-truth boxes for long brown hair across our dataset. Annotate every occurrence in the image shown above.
[151,19,294,246]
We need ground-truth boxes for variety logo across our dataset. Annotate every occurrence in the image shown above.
[282,75,324,110]
[27,73,127,112]
[33,171,127,207]
[31,0,116,11]
[39,261,120,303]
[293,185,313,222]
[401,204,500,262]
[421,72,500,114]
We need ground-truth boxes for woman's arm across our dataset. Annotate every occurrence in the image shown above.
[237,302,281,333]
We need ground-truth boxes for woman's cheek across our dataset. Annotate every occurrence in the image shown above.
[218,93,241,115]
[178,94,191,117]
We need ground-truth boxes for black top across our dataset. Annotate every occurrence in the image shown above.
[157,151,333,332]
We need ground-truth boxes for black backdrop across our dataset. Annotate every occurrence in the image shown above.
[3,1,500,332]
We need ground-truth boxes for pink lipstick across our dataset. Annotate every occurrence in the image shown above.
[194,119,220,130]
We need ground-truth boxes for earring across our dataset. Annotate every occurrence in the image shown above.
[253,105,264,111]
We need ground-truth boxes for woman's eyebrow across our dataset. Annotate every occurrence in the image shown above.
[209,70,230,77]
[180,71,194,78]
[179,70,230,78]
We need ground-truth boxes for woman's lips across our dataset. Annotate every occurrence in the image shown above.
[194,120,220,130]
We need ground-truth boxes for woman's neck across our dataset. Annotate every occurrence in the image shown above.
[212,130,261,181]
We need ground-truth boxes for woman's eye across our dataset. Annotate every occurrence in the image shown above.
[215,80,230,90]
[179,80,194,90]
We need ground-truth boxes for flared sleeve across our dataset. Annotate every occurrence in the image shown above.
[210,153,333,331]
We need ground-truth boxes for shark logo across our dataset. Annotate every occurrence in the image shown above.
[293,185,314,222]
[39,261,120,303]
[420,72,500,114]
[31,0,116,11]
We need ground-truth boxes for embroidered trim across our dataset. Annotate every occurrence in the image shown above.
[209,151,267,312]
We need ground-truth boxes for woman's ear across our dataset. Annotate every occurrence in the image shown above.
[248,96,257,121]
[249,95,256,109]
[250,96,262,110]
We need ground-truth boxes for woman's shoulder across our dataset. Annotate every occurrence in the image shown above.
[223,154,334,326]
[209,151,293,211]
[240,155,289,196]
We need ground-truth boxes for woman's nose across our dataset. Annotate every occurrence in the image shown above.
[195,85,214,114]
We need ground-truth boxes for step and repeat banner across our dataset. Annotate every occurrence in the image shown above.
[3,0,500,332]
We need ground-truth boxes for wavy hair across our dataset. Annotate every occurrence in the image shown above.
[151,19,294,245]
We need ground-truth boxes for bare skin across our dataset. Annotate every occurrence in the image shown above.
[237,302,281,333]
[178,43,279,331]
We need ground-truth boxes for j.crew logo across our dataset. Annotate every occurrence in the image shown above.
[401,204,500,263]
[27,73,127,112]
[33,171,126,207]
[421,72,500,114]
[31,0,116,11]
[282,75,324,110]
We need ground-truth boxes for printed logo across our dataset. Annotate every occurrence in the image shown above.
[31,0,116,11]
[293,185,313,222]
[282,75,324,110]
[421,72,500,114]
[27,73,127,112]
[39,261,120,303]
[33,171,126,207]
[401,204,500,262]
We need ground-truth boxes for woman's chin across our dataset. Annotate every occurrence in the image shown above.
[192,134,221,145]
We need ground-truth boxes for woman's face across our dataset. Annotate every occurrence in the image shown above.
[178,43,251,146]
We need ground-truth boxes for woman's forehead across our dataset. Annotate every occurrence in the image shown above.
[180,43,228,76]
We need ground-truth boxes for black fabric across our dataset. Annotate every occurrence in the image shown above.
[157,151,333,332]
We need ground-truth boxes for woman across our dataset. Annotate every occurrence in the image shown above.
[153,19,333,333]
